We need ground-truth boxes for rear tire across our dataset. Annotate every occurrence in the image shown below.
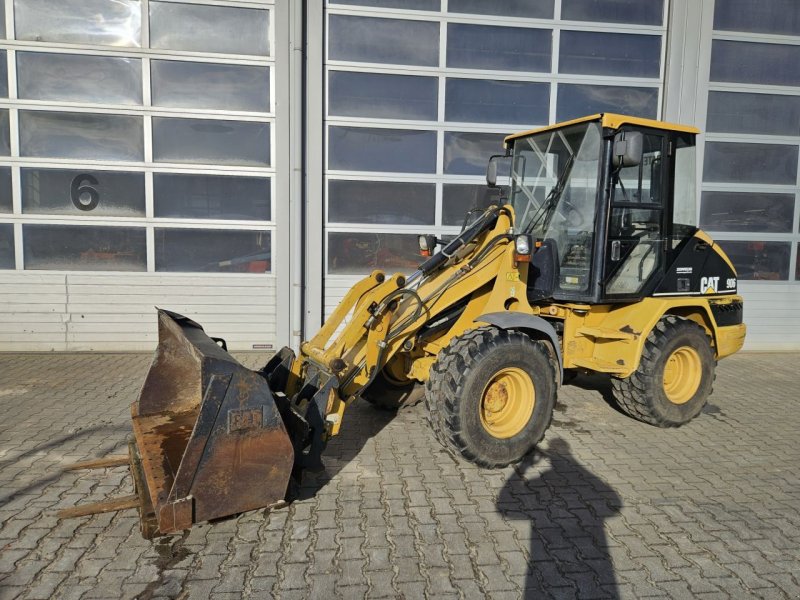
[426,327,556,468]
[612,315,716,427]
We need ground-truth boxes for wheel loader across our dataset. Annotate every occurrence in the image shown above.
[60,113,745,537]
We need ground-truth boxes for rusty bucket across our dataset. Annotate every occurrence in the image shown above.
[126,309,294,537]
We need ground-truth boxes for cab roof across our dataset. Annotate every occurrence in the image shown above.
[503,113,700,146]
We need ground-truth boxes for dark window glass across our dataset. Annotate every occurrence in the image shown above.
[19,111,142,161]
[329,71,438,121]
[0,110,10,156]
[559,31,661,77]
[714,0,800,36]
[23,225,146,271]
[562,0,663,25]
[328,232,420,275]
[151,61,269,113]
[0,168,11,213]
[716,240,791,281]
[329,126,437,173]
[700,192,794,234]
[21,169,145,217]
[447,24,551,72]
[706,92,800,136]
[445,79,549,125]
[152,118,270,167]
[155,229,271,273]
[333,0,439,9]
[0,2,5,38]
[17,52,141,105]
[149,2,269,56]
[556,84,658,121]
[154,174,270,221]
[703,143,798,185]
[710,40,800,86]
[443,132,507,176]
[442,184,498,226]
[611,134,664,205]
[0,223,13,269]
[0,50,7,98]
[329,15,439,67]
[15,0,141,47]
[448,0,553,19]
[328,180,435,225]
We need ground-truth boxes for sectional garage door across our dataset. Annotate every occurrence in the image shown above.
[321,0,668,316]
[696,0,800,348]
[0,0,284,351]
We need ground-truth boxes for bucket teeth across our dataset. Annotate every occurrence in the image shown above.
[57,495,139,519]
[62,456,129,471]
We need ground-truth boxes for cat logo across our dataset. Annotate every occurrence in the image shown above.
[700,276,719,294]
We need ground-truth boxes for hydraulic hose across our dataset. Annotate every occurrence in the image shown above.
[416,207,500,276]
[345,206,506,397]
[345,287,425,398]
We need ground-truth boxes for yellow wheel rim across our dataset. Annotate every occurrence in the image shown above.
[662,346,702,405]
[479,367,535,439]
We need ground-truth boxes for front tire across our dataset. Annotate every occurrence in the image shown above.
[612,315,716,427]
[426,327,556,468]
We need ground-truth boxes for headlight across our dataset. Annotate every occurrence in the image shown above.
[515,234,532,256]
[418,234,437,257]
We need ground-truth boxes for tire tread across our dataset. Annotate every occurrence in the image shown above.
[612,315,716,427]
[425,326,555,468]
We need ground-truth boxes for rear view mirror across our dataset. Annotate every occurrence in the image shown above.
[613,131,643,168]
[486,156,498,187]
[486,153,511,188]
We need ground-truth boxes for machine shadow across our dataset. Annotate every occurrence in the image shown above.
[497,437,622,599]
[0,423,130,505]
[0,422,129,472]
[569,372,627,415]
[295,398,394,501]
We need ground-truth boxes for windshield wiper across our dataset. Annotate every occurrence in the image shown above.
[525,153,575,234]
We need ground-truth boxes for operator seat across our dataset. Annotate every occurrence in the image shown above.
[527,238,559,302]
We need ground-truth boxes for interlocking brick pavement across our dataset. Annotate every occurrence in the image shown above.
[0,351,798,599]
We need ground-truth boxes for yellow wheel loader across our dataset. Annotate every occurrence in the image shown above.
[60,114,745,537]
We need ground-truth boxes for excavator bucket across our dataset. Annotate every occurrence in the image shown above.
[127,309,295,537]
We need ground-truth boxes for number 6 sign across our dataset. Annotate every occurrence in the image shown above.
[71,174,100,211]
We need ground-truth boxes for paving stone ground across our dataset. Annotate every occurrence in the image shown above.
[0,351,798,599]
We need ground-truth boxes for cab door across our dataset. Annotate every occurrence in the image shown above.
[603,130,668,299]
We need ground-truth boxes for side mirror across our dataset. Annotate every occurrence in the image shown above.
[613,131,643,168]
[486,156,498,188]
[486,152,510,188]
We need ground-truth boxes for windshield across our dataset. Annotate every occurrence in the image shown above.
[510,121,602,294]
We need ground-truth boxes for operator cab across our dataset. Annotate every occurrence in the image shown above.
[496,113,736,304]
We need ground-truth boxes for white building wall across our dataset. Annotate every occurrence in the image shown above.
[0,271,276,351]
[737,282,800,351]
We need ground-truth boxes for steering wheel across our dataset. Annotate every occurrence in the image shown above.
[555,199,585,229]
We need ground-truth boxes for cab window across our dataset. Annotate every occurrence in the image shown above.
[605,132,666,296]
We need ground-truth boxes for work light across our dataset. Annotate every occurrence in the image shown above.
[514,234,532,262]
[418,234,437,257]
